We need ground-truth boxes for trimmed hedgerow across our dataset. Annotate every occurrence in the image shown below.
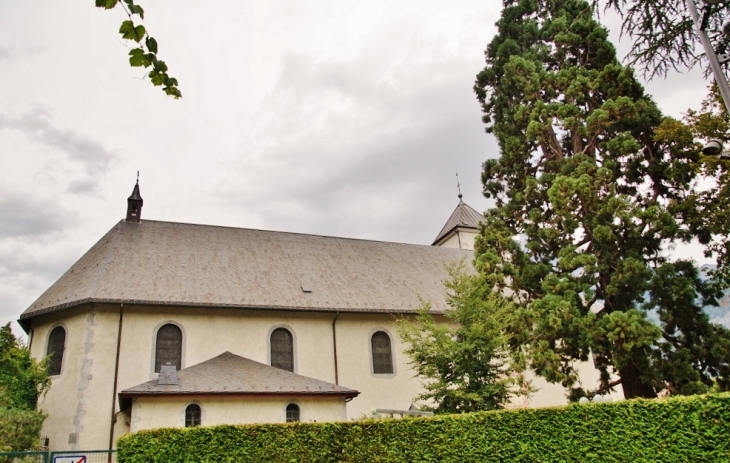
[117,393,730,463]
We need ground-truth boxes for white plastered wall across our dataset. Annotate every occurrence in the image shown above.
[29,303,621,451]
[435,229,477,250]
[30,304,122,452]
[131,395,346,432]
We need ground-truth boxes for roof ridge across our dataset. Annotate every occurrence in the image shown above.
[139,219,448,249]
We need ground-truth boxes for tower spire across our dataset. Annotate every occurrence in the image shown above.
[455,170,463,199]
[126,172,143,222]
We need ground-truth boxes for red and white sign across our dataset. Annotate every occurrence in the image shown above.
[53,456,86,463]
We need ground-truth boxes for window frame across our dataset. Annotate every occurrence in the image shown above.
[46,325,67,377]
[368,328,396,377]
[150,321,185,376]
[285,403,301,423]
[267,325,297,372]
[184,403,202,427]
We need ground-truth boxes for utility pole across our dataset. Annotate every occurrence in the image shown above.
[686,0,730,115]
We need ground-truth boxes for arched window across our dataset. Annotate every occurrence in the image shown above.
[286,403,300,423]
[371,331,393,374]
[185,404,201,427]
[270,328,294,372]
[47,326,66,376]
[155,324,182,372]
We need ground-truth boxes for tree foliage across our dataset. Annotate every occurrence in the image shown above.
[473,0,730,400]
[398,263,525,413]
[0,323,49,451]
[598,0,730,79]
[683,85,730,285]
[96,0,182,98]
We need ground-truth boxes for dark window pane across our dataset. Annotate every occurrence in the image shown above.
[155,324,182,372]
[47,327,66,376]
[286,403,300,423]
[271,328,294,372]
[185,404,201,427]
[371,331,393,374]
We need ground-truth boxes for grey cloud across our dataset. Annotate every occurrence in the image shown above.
[0,109,116,192]
[0,193,67,238]
[0,248,73,281]
[220,53,497,244]
[256,109,496,244]
[0,47,9,60]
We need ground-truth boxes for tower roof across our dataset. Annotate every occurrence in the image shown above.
[128,181,143,202]
[432,198,483,246]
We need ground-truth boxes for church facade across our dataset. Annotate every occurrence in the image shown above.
[19,183,605,451]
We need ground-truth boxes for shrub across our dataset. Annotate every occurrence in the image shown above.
[118,393,730,463]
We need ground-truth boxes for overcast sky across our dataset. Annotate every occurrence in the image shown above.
[0,0,714,335]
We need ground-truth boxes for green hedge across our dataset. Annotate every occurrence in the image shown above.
[118,394,730,463]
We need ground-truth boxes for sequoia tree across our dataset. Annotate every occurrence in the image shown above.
[474,0,730,399]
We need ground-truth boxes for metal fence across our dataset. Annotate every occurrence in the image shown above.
[0,450,116,463]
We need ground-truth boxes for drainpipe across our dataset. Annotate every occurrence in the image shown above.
[108,304,124,453]
[332,312,339,385]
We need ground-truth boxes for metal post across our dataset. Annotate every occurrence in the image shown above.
[687,0,730,115]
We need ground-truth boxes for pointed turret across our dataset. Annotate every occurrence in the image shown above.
[126,176,144,222]
[432,194,482,250]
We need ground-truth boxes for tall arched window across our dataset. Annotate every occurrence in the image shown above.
[155,324,182,372]
[286,403,300,423]
[185,404,201,427]
[47,326,66,376]
[371,331,393,374]
[270,328,294,372]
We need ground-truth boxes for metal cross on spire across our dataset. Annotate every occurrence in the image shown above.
[455,170,462,199]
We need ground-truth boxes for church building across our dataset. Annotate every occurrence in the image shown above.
[19,182,597,451]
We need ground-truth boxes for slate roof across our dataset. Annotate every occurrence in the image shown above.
[432,199,483,245]
[20,219,472,325]
[119,351,358,400]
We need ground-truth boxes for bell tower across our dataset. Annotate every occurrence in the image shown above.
[126,173,144,222]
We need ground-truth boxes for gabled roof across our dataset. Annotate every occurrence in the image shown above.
[20,220,472,326]
[432,198,483,245]
[119,352,358,402]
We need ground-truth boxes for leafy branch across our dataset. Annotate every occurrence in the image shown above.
[596,0,730,79]
[96,0,182,98]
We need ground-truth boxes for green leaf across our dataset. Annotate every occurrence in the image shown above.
[95,0,118,9]
[154,60,168,73]
[149,70,163,86]
[128,4,145,19]
[119,20,134,37]
[128,48,149,68]
[134,25,146,41]
[145,37,158,54]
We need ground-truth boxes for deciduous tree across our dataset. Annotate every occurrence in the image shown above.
[398,263,526,413]
[0,323,49,451]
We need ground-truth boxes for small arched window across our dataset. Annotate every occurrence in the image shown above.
[286,403,300,423]
[270,328,294,372]
[47,326,66,376]
[155,324,182,372]
[185,404,201,427]
[371,331,393,374]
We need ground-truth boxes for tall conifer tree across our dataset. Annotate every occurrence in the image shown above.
[474,0,730,399]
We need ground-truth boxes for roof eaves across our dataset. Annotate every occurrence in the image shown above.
[20,298,447,324]
[117,389,360,408]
